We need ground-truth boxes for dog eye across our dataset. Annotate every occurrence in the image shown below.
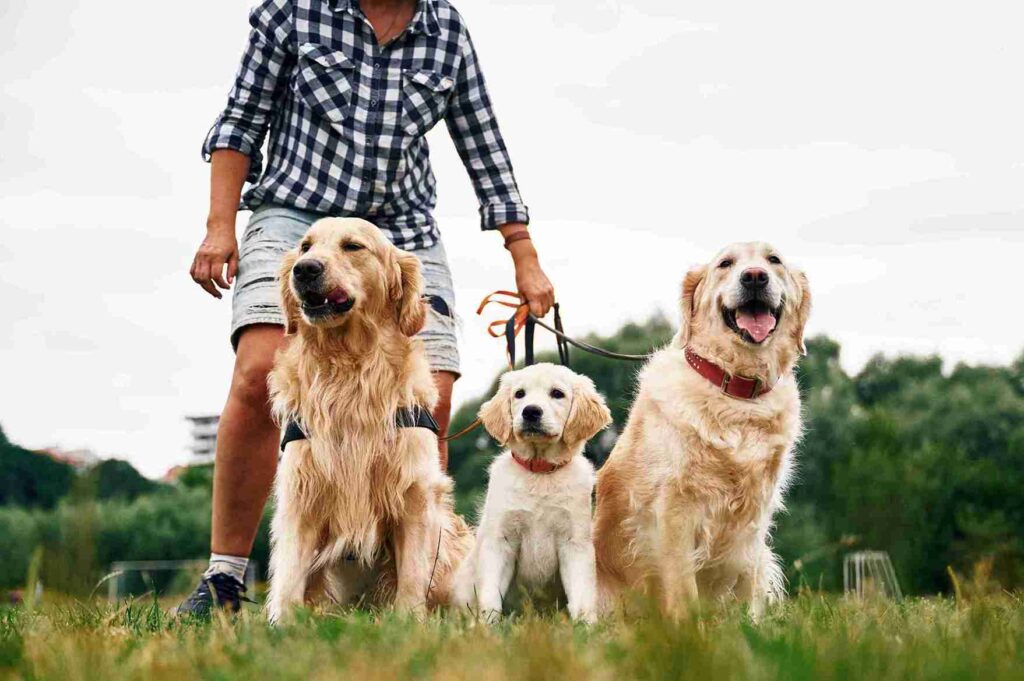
[300,242,312,253]
[342,242,365,252]
[550,388,565,399]
[767,255,782,265]
[718,258,733,269]
[513,389,526,399]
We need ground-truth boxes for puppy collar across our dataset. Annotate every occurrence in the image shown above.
[684,347,775,400]
[511,452,566,474]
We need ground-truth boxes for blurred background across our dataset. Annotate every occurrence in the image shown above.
[1,0,1021,598]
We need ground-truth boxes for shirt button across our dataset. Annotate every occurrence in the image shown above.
[374,62,381,70]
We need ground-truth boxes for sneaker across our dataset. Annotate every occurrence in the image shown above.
[173,572,252,617]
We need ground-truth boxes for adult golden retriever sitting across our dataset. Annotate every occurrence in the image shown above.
[265,218,472,623]
[593,242,811,618]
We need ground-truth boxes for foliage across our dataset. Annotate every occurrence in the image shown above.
[0,435,74,510]
[84,459,161,502]
[0,595,1022,679]
[0,486,272,595]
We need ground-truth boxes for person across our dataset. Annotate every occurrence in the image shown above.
[177,0,554,615]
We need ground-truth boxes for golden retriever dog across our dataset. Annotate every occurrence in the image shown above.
[593,242,811,618]
[452,364,611,623]
[265,217,472,623]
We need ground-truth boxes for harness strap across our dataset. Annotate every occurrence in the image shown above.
[280,405,439,452]
[424,294,451,318]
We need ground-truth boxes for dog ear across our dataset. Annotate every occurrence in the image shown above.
[675,266,705,347]
[391,250,427,337]
[792,269,812,356]
[479,380,513,445]
[562,375,612,448]
[278,249,300,336]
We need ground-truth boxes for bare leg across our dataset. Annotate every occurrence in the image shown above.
[432,371,455,471]
[211,324,285,556]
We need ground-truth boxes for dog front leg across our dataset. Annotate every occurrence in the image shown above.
[734,568,765,620]
[735,545,778,621]
[393,485,433,616]
[474,533,517,623]
[655,494,700,619]
[266,518,318,624]
[558,540,598,624]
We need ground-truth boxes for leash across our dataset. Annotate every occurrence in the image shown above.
[442,291,651,443]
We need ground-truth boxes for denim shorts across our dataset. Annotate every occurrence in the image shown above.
[231,205,460,376]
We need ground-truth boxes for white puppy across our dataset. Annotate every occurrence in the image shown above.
[453,363,612,623]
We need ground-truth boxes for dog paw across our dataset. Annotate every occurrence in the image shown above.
[480,608,502,625]
[571,608,598,625]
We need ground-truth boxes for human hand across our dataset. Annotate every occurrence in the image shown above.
[190,220,239,299]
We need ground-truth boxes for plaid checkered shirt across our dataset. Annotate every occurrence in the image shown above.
[203,0,529,250]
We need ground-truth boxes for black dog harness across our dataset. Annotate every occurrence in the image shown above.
[279,295,450,452]
[280,406,439,451]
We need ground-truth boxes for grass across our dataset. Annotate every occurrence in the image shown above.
[0,593,1021,680]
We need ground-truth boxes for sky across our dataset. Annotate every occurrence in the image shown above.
[1,0,1021,477]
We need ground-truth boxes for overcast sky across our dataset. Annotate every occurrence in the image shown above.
[2,0,1021,477]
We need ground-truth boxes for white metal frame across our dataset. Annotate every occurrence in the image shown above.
[106,559,257,602]
[843,550,902,600]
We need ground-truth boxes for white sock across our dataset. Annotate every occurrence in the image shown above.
[204,553,249,583]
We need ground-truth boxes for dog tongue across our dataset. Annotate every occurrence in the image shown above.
[326,288,349,304]
[735,309,777,342]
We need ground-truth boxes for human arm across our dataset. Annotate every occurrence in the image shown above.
[445,33,554,316]
[190,151,250,298]
[192,0,295,298]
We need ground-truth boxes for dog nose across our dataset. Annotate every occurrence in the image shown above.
[293,259,324,283]
[522,405,543,423]
[740,268,769,289]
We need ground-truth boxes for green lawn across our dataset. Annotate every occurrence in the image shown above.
[1,594,1020,680]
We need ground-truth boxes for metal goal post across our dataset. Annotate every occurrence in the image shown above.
[105,560,258,602]
[843,550,902,600]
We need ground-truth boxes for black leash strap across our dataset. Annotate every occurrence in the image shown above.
[506,302,572,368]
[524,314,536,366]
[552,303,570,366]
[505,314,519,367]
[528,309,651,363]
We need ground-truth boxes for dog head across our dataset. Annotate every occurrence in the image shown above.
[677,242,811,372]
[279,218,426,337]
[479,363,612,461]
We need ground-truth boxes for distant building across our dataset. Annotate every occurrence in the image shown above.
[36,447,100,470]
[185,415,219,463]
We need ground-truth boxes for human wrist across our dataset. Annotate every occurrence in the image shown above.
[508,239,539,265]
[206,213,236,235]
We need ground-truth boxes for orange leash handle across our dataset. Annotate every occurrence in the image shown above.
[441,290,529,443]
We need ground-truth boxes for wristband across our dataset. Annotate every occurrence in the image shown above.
[503,231,532,250]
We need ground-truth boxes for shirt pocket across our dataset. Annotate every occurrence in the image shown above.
[402,69,455,136]
[293,42,355,126]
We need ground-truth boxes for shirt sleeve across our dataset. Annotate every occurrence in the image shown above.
[445,32,530,230]
[202,0,295,184]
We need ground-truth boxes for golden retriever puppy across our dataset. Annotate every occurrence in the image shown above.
[593,242,811,618]
[452,364,611,623]
[265,217,472,623]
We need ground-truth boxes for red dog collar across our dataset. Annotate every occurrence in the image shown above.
[511,452,566,474]
[684,347,774,400]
